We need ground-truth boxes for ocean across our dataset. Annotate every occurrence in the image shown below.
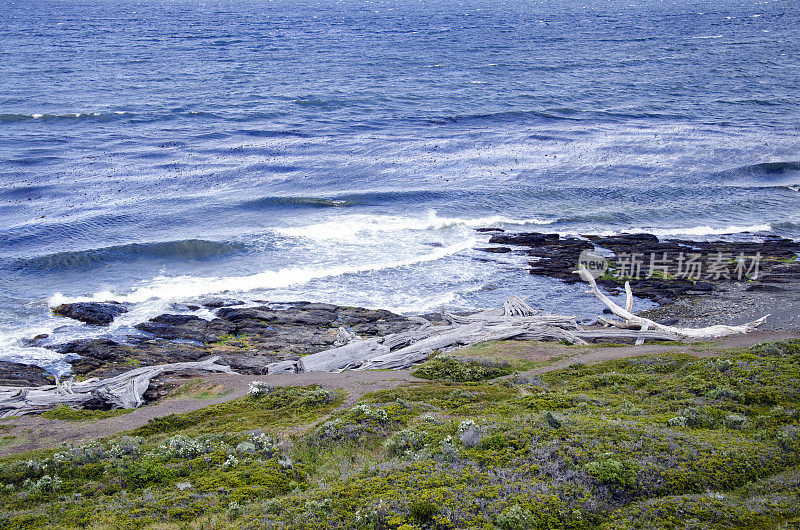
[1,0,799,372]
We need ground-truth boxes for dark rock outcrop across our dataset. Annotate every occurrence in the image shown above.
[480,232,800,304]
[0,362,54,387]
[135,315,221,343]
[201,298,245,309]
[52,302,128,326]
[56,339,132,375]
[51,302,416,378]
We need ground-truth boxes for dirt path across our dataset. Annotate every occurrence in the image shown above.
[2,329,797,456]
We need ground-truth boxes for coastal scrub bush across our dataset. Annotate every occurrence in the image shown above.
[312,403,395,444]
[386,428,426,456]
[409,498,438,522]
[412,356,513,382]
[496,504,537,530]
[585,454,638,488]
[123,458,172,489]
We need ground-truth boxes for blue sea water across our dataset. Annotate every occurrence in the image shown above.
[1,0,799,371]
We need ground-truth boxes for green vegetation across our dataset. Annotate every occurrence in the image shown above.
[41,405,134,423]
[133,384,343,437]
[1,341,800,528]
[210,333,252,349]
[165,378,232,400]
[412,356,513,381]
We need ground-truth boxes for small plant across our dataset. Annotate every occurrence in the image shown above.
[386,428,426,456]
[409,498,438,523]
[227,501,243,520]
[496,504,536,530]
[223,454,239,469]
[585,454,638,488]
[248,381,273,396]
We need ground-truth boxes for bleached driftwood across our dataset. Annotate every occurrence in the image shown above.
[574,264,768,340]
[502,296,540,317]
[298,339,390,373]
[0,357,235,418]
[333,327,363,347]
[294,289,723,373]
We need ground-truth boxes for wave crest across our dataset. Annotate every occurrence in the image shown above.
[17,239,245,271]
[49,238,476,306]
[276,212,555,241]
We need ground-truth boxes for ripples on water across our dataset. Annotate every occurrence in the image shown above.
[1,0,799,369]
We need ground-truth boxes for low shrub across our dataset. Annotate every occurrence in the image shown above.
[412,357,513,382]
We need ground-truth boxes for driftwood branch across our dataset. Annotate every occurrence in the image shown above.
[573,264,768,340]
[0,357,235,418]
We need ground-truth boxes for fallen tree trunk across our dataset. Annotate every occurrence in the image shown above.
[574,264,768,340]
[298,338,389,373]
[0,357,235,418]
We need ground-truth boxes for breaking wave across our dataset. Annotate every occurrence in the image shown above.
[277,212,556,241]
[49,237,477,306]
[17,240,246,271]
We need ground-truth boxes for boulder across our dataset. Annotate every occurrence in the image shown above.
[52,302,128,326]
[135,314,209,342]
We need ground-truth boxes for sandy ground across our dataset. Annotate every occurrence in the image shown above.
[2,329,797,457]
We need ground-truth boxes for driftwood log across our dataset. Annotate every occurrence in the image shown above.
[574,264,768,340]
[272,293,694,374]
[0,357,235,418]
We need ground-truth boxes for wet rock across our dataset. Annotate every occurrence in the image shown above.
[478,247,512,253]
[56,302,416,378]
[135,314,209,342]
[0,361,55,387]
[52,302,128,326]
[201,298,245,309]
[22,334,50,347]
[489,232,559,246]
[56,339,132,376]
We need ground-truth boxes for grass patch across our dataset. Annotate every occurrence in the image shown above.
[166,378,232,400]
[40,405,133,422]
[132,385,343,437]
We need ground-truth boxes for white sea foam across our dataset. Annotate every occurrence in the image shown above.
[277,212,554,241]
[638,224,772,237]
[566,224,773,238]
[50,237,477,306]
[0,331,73,374]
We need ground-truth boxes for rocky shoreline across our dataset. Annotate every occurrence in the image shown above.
[3,231,799,389]
[478,230,800,329]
